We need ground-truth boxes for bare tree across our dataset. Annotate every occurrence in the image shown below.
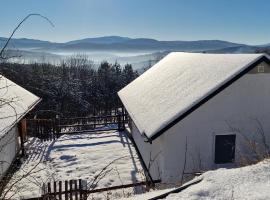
[0,13,54,198]
[226,119,270,166]
[0,14,54,61]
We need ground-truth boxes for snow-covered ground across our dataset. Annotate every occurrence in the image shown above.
[119,188,174,200]
[119,160,270,200]
[166,159,270,200]
[6,130,270,200]
[3,130,145,199]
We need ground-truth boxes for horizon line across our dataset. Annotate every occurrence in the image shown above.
[0,35,268,46]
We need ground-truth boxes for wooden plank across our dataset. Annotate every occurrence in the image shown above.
[79,179,83,200]
[70,180,73,200]
[59,181,62,200]
[48,182,51,194]
[54,181,57,197]
[74,180,78,200]
[41,184,46,196]
[21,119,27,141]
[65,181,68,200]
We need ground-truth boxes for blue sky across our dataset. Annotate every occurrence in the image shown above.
[0,0,269,44]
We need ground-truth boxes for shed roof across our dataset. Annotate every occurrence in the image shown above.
[0,75,40,136]
[118,52,269,141]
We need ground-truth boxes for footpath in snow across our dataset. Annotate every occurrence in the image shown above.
[3,130,145,199]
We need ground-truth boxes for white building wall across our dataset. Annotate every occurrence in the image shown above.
[161,65,270,183]
[0,125,19,179]
[131,121,163,181]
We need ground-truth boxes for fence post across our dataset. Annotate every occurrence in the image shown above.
[36,120,39,139]
[18,120,26,157]
[122,107,125,130]
[56,115,60,138]
[117,114,121,131]
[117,107,125,131]
[53,119,56,140]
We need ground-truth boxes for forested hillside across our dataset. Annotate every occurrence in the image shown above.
[0,56,138,117]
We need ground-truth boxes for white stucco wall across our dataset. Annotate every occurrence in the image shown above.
[0,125,19,179]
[131,61,270,183]
[131,121,164,181]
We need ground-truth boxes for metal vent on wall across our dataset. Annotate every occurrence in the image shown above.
[258,65,265,73]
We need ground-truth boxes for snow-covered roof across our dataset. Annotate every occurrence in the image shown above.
[118,52,268,140]
[0,75,40,136]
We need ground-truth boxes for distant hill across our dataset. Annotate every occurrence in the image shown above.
[1,36,269,70]
[0,36,255,52]
[0,37,56,49]
[59,38,244,52]
[66,36,131,45]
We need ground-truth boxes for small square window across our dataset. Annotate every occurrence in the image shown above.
[258,65,265,73]
[215,134,236,164]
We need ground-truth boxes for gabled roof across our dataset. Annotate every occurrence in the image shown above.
[118,52,270,141]
[0,75,40,136]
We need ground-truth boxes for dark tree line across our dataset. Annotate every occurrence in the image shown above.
[0,57,138,118]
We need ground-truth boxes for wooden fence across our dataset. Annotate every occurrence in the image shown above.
[42,179,87,200]
[26,113,129,141]
[23,179,161,200]
[26,119,60,141]
[59,114,128,133]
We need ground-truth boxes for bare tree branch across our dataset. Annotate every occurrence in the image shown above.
[0,13,54,60]
[87,156,128,193]
[180,136,188,185]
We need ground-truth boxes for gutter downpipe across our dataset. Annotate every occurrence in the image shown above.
[143,132,152,144]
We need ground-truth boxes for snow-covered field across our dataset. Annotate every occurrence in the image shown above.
[3,130,145,199]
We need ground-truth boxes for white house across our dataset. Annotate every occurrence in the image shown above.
[0,75,40,179]
[118,52,270,183]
